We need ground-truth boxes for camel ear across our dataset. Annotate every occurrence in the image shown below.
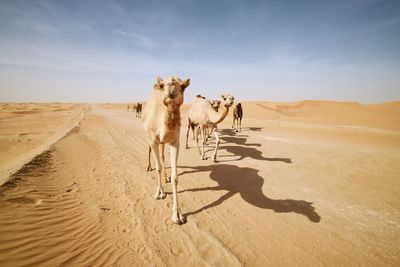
[155,76,164,89]
[181,78,190,91]
[221,94,226,100]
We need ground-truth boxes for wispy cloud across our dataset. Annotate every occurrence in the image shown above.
[115,30,155,48]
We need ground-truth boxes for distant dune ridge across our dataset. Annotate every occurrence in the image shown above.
[0,100,399,265]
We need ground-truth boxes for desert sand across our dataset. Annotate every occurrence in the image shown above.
[0,100,399,266]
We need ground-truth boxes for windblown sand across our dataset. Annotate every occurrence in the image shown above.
[0,101,399,266]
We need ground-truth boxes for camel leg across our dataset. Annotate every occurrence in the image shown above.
[232,117,235,129]
[198,127,204,144]
[170,141,186,224]
[146,145,152,171]
[200,126,206,160]
[160,143,170,183]
[185,124,190,149]
[192,125,195,140]
[206,126,212,143]
[150,142,166,200]
[239,118,242,132]
[195,126,201,156]
[212,127,220,162]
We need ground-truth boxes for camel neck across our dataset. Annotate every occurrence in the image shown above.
[209,105,229,124]
[164,103,181,129]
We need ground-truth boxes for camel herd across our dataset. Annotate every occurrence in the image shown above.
[139,76,242,224]
[186,94,235,162]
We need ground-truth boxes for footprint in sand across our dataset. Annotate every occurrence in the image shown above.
[154,223,166,233]
[201,246,217,261]
[65,182,79,193]
[169,241,185,256]
[227,208,238,217]
[245,227,253,232]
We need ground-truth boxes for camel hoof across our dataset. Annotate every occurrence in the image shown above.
[164,177,171,183]
[154,192,167,200]
[172,213,186,225]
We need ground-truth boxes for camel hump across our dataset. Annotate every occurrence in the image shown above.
[196,94,205,99]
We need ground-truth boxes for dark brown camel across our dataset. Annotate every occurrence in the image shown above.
[232,103,243,132]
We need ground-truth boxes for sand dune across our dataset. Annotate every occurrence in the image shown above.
[0,103,87,186]
[0,101,399,265]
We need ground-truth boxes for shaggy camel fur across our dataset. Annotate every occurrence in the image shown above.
[142,76,190,224]
[185,94,234,162]
[232,103,243,132]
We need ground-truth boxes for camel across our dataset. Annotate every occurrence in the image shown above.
[232,103,243,132]
[131,103,142,117]
[210,100,221,111]
[136,103,142,117]
[142,76,190,224]
[187,97,220,142]
[187,95,205,141]
[205,100,221,140]
[185,94,234,162]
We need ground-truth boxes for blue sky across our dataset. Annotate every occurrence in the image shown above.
[0,0,399,103]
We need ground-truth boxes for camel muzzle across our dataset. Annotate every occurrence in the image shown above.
[168,93,177,99]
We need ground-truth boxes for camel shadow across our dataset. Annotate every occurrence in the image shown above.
[219,135,291,163]
[219,127,263,138]
[179,164,320,223]
[220,136,261,147]
[219,128,242,137]
[248,127,262,131]
[221,145,292,163]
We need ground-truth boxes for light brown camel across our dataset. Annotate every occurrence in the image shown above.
[142,76,190,224]
[210,100,221,111]
[187,97,220,142]
[185,94,234,162]
[187,95,206,141]
[232,103,243,132]
[193,99,221,143]
[205,100,221,140]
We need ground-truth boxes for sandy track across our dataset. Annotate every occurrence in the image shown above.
[0,103,399,266]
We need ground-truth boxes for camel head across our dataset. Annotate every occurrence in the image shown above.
[220,94,235,108]
[155,76,190,106]
[210,100,221,111]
